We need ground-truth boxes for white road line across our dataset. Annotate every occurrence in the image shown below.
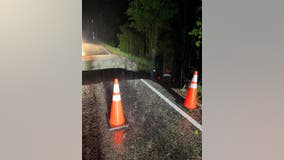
[102,47,112,55]
[140,79,202,131]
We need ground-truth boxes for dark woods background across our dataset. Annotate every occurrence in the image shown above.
[83,0,202,88]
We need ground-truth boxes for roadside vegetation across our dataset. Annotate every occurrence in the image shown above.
[87,0,202,88]
[117,0,176,72]
[99,41,152,71]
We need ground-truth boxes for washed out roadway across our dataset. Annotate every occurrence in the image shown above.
[82,42,138,71]
[82,42,202,160]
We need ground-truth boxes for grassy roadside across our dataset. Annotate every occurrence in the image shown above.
[99,41,152,72]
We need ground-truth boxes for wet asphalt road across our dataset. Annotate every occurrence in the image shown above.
[82,43,202,160]
[82,42,138,71]
[83,77,202,160]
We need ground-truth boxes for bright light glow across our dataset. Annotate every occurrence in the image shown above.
[82,44,86,56]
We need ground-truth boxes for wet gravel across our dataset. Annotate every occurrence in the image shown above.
[82,84,102,159]
[83,77,202,160]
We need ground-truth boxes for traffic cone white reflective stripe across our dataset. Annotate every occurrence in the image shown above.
[190,82,198,89]
[184,71,198,110]
[190,72,198,88]
[112,93,121,101]
[112,81,121,101]
[192,75,198,82]
[109,78,126,128]
[113,83,120,93]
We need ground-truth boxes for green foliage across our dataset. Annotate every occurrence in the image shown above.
[100,41,152,71]
[189,19,202,47]
[117,24,145,57]
[197,84,202,95]
[189,5,202,48]
[126,0,175,59]
[127,0,175,33]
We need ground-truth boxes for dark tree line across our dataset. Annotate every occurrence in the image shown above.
[83,0,202,87]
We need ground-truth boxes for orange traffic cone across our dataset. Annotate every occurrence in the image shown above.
[109,78,126,128]
[184,71,198,110]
